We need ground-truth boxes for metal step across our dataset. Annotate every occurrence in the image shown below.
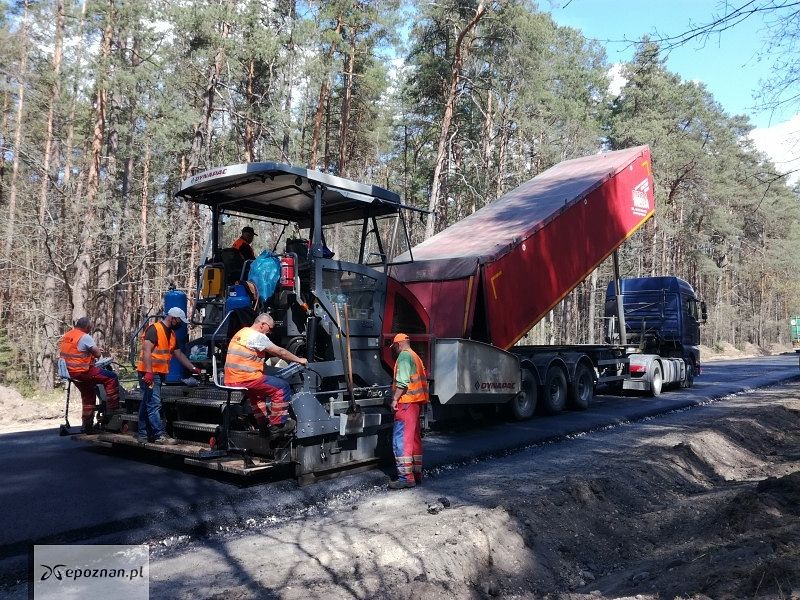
[172,420,220,434]
[328,397,386,412]
[82,433,226,459]
[89,433,225,459]
[119,414,138,422]
[164,396,228,409]
[124,386,244,404]
[183,456,281,476]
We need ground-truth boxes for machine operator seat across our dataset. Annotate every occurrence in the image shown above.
[220,248,245,285]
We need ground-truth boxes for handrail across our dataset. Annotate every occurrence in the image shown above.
[211,351,254,467]
[128,314,160,371]
[209,304,236,353]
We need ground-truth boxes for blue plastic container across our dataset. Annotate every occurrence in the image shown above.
[164,289,188,383]
[225,283,251,312]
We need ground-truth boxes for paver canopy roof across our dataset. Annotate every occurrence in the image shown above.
[177,162,401,227]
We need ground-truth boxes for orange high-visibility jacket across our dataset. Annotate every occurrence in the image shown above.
[393,348,429,404]
[59,328,93,375]
[232,238,255,260]
[136,322,176,374]
[224,327,266,385]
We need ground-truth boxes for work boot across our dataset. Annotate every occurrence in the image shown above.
[268,418,296,438]
[153,435,179,446]
[388,478,416,490]
[81,418,97,435]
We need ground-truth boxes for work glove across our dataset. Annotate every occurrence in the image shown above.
[191,367,202,376]
[142,372,154,386]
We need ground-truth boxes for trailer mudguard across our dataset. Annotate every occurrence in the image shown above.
[433,338,520,405]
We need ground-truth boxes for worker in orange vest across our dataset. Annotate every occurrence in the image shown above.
[388,333,429,490]
[59,317,121,433]
[232,226,257,261]
[224,313,307,437]
[136,307,200,445]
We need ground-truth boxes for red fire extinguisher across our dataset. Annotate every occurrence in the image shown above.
[280,255,296,289]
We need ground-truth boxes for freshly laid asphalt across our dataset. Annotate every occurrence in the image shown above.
[1,354,797,578]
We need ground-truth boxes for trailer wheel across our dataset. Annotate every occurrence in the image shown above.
[542,366,567,415]
[649,363,663,397]
[509,369,537,420]
[569,363,594,410]
[680,360,695,389]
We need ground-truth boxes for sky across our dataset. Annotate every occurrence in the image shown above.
[545,0,800,180]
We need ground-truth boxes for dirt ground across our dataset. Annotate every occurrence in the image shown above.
[119,380,800,600]
[0,375,138,434]
[0,385,66,434]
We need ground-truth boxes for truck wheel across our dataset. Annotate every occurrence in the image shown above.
[569,363,594,410]
[649,363,663,397]
[509,369,537,420]
[542,366,567,415]
[680,360,695,389]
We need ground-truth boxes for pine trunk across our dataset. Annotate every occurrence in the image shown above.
[73,7,112,321]
[338,25,357,177]
[424,1,487,239]
[243,58,256,162]
[3,0,29,261]
[309,17,342,169]
[189,20,228,173]
[37,0,66,390]
[281,0,296,161]
[139,142,151,319]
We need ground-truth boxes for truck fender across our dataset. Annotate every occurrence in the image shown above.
[519,359,541,388]
[525,354,567,386]
[628,354,667,395]
[569,355,596,385]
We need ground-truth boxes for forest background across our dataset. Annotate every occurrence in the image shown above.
[1,0,799,393]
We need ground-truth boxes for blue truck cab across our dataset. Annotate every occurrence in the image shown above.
[605,276,707,392]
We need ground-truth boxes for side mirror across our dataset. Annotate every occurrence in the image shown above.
[700,301,708,323]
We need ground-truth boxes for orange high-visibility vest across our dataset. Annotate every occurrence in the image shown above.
[59,328,93,375]
[136,322,176,374]
[393,348,429,404]
[224,327,266,385]
[232,238,255,260]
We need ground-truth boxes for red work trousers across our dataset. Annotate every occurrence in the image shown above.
[242,375,292,426]
[71,366,120,418]
[393,402,424,484]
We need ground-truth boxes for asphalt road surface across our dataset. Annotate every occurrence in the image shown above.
[1,354,797,581]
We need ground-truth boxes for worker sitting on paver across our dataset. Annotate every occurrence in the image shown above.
[232,226,257,261]
[59,317,121,433]
[388,333,429,490]
[224,313,308,437]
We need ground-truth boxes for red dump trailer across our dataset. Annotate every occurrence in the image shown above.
[385,145,699,420]
[389,146,654,349]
